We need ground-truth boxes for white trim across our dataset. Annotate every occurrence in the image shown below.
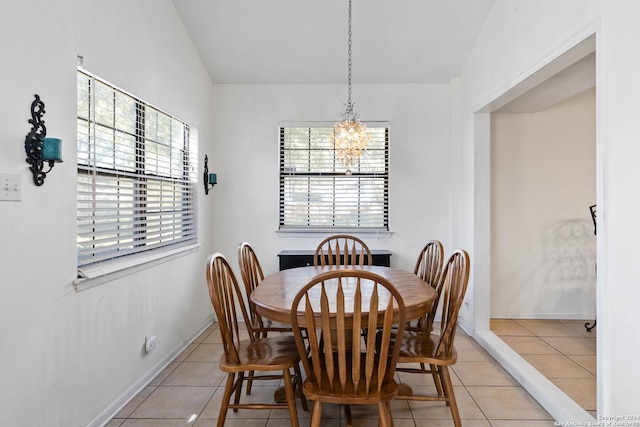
[474,330,595,423]
[473,21,599,114]
[491,314,597,320]
[86,316,214,427]
[592,19,606,417]
[74,243,200,292]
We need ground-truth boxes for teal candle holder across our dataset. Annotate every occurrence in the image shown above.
[42,138,63,162]
[203,155,217,195]
[24,94,63,186]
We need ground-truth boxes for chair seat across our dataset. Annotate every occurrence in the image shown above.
[397,331,457,366]
[302,353,398,404]
[219,335,300,372]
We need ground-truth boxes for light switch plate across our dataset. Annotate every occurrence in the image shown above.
[0,173,21,201]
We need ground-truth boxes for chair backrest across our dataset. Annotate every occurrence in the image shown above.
[290,269,406,395]
[413,240,445,333]
[237,242,265,326]
[414,240,444,287]
[432,249,470,359]
[206,253,255,363]
[314,234,373,267]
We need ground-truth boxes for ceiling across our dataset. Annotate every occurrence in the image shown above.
[171,0,496,84]
[496,52,595,113]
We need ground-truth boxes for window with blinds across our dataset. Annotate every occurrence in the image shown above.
[76,70,198,277]
[279,123,389,230]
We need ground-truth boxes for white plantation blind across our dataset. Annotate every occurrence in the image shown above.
[77,70,198,275]
[279,123,389,230]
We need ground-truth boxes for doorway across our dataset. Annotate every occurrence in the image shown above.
[490,84,597,414]
[472,34,599,422]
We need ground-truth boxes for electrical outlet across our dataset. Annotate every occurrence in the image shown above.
[0,173,21,201]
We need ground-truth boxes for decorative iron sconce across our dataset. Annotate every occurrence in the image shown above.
[203,154,217,195]
[24,94,62,186]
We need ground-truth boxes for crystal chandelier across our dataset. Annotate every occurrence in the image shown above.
[330,0,370,172]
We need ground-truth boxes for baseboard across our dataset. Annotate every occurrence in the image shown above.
[490,314,596,320]
[473,329,595,423]
[87,315,214,427]
[457,317,474,336]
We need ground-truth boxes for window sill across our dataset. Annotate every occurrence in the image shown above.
[74,243,200,292]
[276,228,393,238]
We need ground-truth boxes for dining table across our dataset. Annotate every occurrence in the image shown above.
[250,264,437,327]
[250,264,437,403]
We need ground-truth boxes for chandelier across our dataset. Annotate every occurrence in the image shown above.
[330,0,370,172]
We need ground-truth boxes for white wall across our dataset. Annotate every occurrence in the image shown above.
[0,1,215,425]
[491,88,596,319]
[599,0,640,414]
[458,0,640,416]
[208,83,454,276]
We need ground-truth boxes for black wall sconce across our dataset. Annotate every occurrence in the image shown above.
[24,94,62,186]
[203,154,217,195]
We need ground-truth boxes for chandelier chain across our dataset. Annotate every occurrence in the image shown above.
[347,0,353,107]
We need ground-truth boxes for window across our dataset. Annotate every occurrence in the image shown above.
[76,70,198,277]
[279,123,389,231]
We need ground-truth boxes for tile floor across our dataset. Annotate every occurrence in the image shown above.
[491,318,597,416]
[106,322,557,426]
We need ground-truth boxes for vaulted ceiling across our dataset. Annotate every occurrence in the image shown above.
[172,0,496,84]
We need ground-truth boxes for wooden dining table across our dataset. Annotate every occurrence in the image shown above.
[251,264,436,326]
[250,264,436,404]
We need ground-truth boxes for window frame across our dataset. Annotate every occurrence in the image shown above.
[75,69,199,288]
[278,121,390,234]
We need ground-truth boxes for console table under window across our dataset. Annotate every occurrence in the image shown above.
[278,250,392,271]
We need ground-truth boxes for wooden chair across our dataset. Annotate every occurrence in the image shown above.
[237,242,294,395]
[396,240,445,384]
[314,234,372,267]
[290,269,406,427]
[238,241,292,339]
[409,240,445,334]
[393,249,470,427]
[206,253,306,427]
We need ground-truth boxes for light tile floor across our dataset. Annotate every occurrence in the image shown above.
[491,318,597,416]
[106,323,556,426]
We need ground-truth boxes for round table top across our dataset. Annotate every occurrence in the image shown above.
[250,265,436,325]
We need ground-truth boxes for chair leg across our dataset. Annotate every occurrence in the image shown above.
[232,371,245,411]
[282,368,300,427]
[217,372,236,427]
[293,362,309,411]
[246,370,254,395]
[440,366,461,427]
[431,363,444,397]
[344,404,353,427]
[377,401,393,427]
[310,401,323,427]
